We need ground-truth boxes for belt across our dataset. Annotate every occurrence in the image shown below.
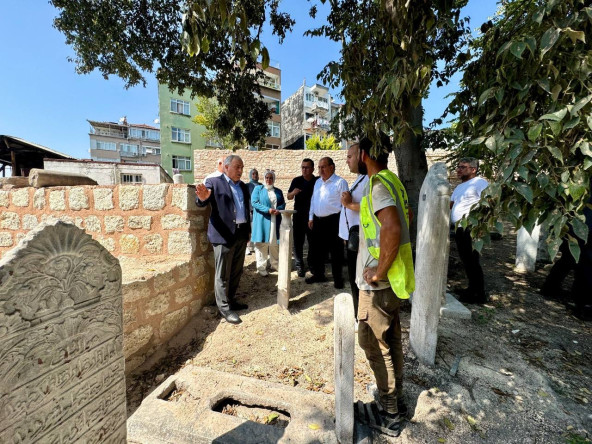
[235,222,248,228]
[314,212,340,219]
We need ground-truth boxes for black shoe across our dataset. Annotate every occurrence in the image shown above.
[397,399,409,418]
[221,311,242,324]
[306,275,328,284]
[230,302,248,311]
[297,268,306,277]
[334,281,345,290]
[455,288,487,304]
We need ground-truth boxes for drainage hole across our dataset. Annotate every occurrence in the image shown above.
[212,398,290,429]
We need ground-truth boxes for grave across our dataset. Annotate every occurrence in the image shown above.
[277,210,296,309]
[334,293,355,443]
[127,366,337,443]
[0,220,126,443]
[515,224,541,273]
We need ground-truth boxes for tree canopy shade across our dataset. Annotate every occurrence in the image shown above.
[444,0,592,261]
[305,134,340,150]
[193,96,247,151]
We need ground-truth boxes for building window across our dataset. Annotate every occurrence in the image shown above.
[267,121,280,138]
[172,155,191,171]
[129,128,159,140]
[91,140,117,151]
[121,174,143,184]
[305,93,315,102]
[172,127,191,143]
[147,147,161,155]
[120,143,139,156]
[170,98,190,116]
[305,134,313,140]
[265,143,280,150]
[269,100,280,114]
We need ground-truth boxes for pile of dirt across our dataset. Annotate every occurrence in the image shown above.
[127,233,591,443]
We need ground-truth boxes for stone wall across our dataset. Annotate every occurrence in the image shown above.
[0,184,215,373]
[194,148,449,209]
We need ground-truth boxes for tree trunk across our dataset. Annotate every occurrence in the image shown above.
[394,102,428,244]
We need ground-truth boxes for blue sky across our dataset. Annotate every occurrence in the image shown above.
[0,0,498,160]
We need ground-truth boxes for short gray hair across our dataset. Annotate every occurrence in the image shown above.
[459,157,479,171]
[224,155,242,167]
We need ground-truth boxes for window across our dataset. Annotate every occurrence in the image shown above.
[171,127,191,143]
[172,155,191,171]
[269,100,280,114]
[129,128,160,140]
[147,147,161,155]
[91,140,117,151]
[120,143,139,155]
[267,121,280,138]
[121,174,143,184]
[265,143,280,150]
[170,98,190,116]
[305,93,315,102]
[305,134,313,140]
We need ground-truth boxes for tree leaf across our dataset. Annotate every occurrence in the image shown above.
[570,94,592,116]
[564,27,586,44]
[261,47,270,69]
[308,423,320,430]
[515,182,534,204]
[478,88,496,107]
[571,217,589,243]
[528,123,543,141]
[539,108,567,121]
[540,27,561,56]
[510,41,527,59]
[568,236,581,263]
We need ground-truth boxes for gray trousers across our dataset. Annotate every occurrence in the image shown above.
[212,229,248,313]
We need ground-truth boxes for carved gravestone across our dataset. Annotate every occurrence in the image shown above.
[0,221,126,443]
[277,210,296,309]
[334,292,355,443]
[410,163,451,366]
[516,224,541,273]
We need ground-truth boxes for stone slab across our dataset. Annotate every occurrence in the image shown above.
[440,293,472,320]
[127,366,338,444]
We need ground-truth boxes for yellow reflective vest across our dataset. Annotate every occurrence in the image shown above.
[360,169,415,299]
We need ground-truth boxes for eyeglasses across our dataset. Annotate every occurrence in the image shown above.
[456,165,473,170]
[301,166,313,169]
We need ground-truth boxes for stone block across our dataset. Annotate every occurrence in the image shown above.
[153,272,171,294]
[174,285,194,304]
[143,184,168,210]
[68,187,89,210]
[189,299,203,316]
[15,233,26,244]
[94,188,114,211]
[194,274,209,295]
[125,356,146,374]
[123,306,138,328]
[128,215,152,230]
[440,293,472,319]
[168,232,195,255]
[0,221,126,443]
[159,306,189,340]
[97,236,115,252]
[104,216,124,233]
[176,262,191,282]
[146,292,171,317]
[0,190,9,207]
[124,325,154,357]
[119,186,140,211]
[199,231,209,252]
[33,188,45,209]
[85,215,101,233]
[194,256,207,275]
[123,281,151,303]
[22,214,38,230]
[120,234,140,254]
[74,217,84,229]
[161,214,189,230]
[0,233,13,247]
[143,234,163,254]
[11,188,29,207]
[0,212,20,230]
[172,187,189,211]
[49,190,66,211]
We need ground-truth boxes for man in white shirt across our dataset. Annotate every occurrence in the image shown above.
[340,143,368,318]
[450,157,489,303]
[203,156,226,184]
[306,157,348,287]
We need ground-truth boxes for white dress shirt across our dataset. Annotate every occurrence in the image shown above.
[339,174,369,240]
[309,173,349,220]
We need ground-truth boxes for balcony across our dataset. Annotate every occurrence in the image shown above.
[90,128,126,139]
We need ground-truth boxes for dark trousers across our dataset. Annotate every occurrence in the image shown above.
[293,216,313,271]
[311,213,344,284]
[455,227,485,297]
[346,246,359,319]
[212,225,249,313]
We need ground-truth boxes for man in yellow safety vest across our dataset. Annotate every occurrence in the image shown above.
[355,133,415,436]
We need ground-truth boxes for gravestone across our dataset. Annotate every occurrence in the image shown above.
[277,210,296,309]
[334,292,355,443]
[0,220,126,443]
[516,224,541,273]
[410,162,451,366]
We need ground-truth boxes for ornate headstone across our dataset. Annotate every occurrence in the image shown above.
[516,224,541,273]
[410,162,451,366]
[277,210,296,309]
[0,221,126,443]
[334,292,355,443]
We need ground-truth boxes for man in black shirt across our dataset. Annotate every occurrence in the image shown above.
[287,158,318,277]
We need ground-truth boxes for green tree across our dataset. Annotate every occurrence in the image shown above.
[305,134,341,150]
[193,96,248,151]
[445,0,591,260]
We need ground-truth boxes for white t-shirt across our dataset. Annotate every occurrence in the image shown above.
[339,174,369,240]
[309,173,349,220]
[450,177,488,223]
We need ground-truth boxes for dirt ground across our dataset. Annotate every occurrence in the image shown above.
[127,231,591,443]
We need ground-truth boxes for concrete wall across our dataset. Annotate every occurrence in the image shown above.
[44,159,170,185]
[281,86,305,149]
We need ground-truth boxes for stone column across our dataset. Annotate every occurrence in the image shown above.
[277,210,296,309]
[515,224,541,273]
[0,220,126,442]
[173,174,184,184]
[409,162,451,367]
[334,292,355,444]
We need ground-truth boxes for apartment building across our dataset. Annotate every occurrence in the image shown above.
[158,63,282,183]
[281,83,348,150]
[88,118,161,164]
